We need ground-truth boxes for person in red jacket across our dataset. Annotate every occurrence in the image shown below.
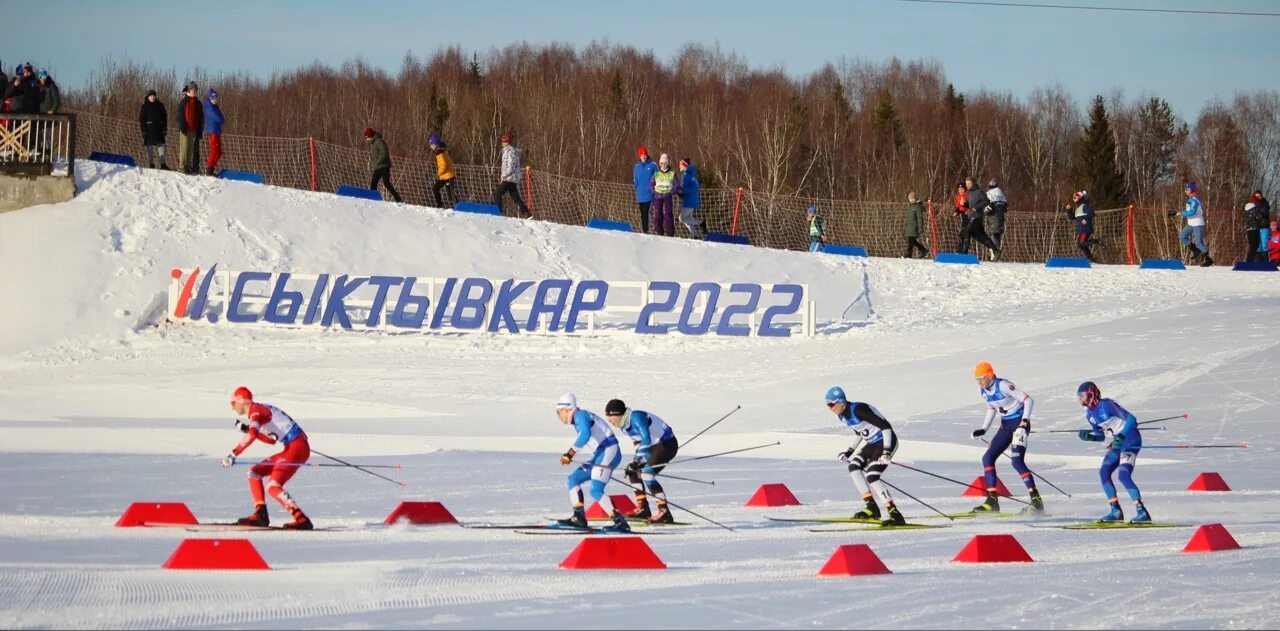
[176,82,204,175]
[1269,221,1280,264]
[222,387,313,529]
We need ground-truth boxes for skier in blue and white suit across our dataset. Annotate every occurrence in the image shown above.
[555,393,629,532]
[604,399,680,524]
[970,361,1044,515]
[826,386,906,525]
[1076,382,1150,523]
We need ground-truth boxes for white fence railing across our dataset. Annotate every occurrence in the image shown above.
[0,114,75,177]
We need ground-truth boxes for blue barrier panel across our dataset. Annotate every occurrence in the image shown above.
[1231,261,1278,272]
[586,218,634,232]
[1045,257,1092,268]
[823,244,868,257]
[935,253,980,265]
[219,169,265,184]
[1139,259,1186,271]
[454,202,502,216]
[335,185,383,201]
[88,151,136,167]
[705,232,751,246]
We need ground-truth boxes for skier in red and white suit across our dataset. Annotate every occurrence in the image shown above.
[223,386,313,529]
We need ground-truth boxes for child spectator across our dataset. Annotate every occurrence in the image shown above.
[649,153,680,236]
[429,134,457,208]
[204,89,225,176]
[807,204,827,252]
[678,156,704,239]
[138,89,168,169]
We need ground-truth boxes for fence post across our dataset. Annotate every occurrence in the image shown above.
[308,138,317,192]
[1125,204,1137,265]
[524,165,535,217]
[927,199,938,258]
[731,186,744,236]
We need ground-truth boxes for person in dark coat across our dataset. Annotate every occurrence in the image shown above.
[37,70,60,114]
[176,82,204,174]
[1250,190,1273,260]
[904,192,929,258]
[1243,197,1269,263]
[19,63,40,114]
[139,89,168,169]
[1067,190,1097,262]
[365,127,403,202]
[963,177,1002,260]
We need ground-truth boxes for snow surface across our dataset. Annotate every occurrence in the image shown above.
[1,162,1278,629]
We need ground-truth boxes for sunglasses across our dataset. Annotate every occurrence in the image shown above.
[826,401,841,408]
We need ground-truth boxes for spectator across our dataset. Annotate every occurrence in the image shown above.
[37,70,60,114]
[138,89,168,169]
[19,63,39,114]
[1169,181,1211,266]
[952,182,969,252]
[904,191,929,258]
[3,74,21,114]
[633,147,657,233]
[176,82,204,175]
[204,89,224,176]
[364,127,403,203]
[1269,221,1280,264]
[963,177,1002,260]
[1244,199,1268,263]
[677,157,704,239]
[428,133,457,208]
[650,153,680,236]
[492,131,531,217]
[985,178,1008,257]
[1251,190,1272,258]
[1068,190,1097,262]
[807,204,827,252]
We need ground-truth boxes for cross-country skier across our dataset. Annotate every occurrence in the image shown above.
[1076,381,1150,523]
[603,398,680,524]
[826,386,906,525]
[970,362,1044,515]
[223,387,313,529]
[555,394,630,532]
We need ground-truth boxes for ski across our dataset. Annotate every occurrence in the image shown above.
[459,523,549,530]
[558,516,693,527]
[514,526,676,536]
[808,523,945,532]
[940,511,1020,519]
[181,523,348,532]
[1031,521,1190,530]
[765,515,883,524]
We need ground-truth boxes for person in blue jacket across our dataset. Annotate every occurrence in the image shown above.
[633,146,658,233]
[678,157,705,239]
[204,89,225,176]
[555,394,630,532]
[1170,181,1212,266]
[604,398,680,523]
[1076,381,1150,523]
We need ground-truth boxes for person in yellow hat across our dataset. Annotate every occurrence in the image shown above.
[970,361,1044,515]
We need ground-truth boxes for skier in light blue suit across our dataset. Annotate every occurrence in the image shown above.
[555,393,629,532]
[1170,181,1212,266]
[1076,381,1150,524]
[604,398,680,523]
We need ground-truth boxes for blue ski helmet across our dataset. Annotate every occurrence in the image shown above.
[825,386,847,405]
[1077,381,1101,408]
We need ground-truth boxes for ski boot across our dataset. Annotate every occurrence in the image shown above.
[628,499,652,521]
[852,498,881,521]
[236,503,269,527]
[1098,503,1124,523]
[557,507,588,529]
[1019,491,1045,516]
[604,511,632,533]
[648,504,675,524]
[881,503,906,526]
[1130,502,1152,524]
[282,508,313,530]
[971,492,1000,513]
[992,247,1004,262]
[1200,253,1214,267]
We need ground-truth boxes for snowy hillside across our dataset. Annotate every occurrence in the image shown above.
[1,162,1278,629]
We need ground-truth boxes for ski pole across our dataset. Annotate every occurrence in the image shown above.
[1040,427,1166,434]
[564,460,715,485]
[981,437,1071,497]
[313,448,406,487]
[1139,413,1188,425]
[608,474,735,532]
[665,441,782,466]
[891,461,1032,506]
[656,471,716,486]
[880,480,953,521]
[680,405,742,449]
[1141,443,1248,449]
[231,461,402,469]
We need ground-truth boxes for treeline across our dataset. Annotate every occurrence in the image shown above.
[66,44,1280,213]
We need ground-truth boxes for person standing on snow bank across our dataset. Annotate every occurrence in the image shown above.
[1243,199,1268,263]
[364,127,403,202]
[138,89,168,169]
[1067,190,1098,262]
[223,387,313,530]
[428,133,457,209]
[970,361,1044,515]
[1076,381,1150,524]
[826,386,906,525]
[807,205,827,252]
[985,179,1008,257]
[1170,181,1211,266]
[176,82,204,175]
[604,398,680,524]
[678,157,705,239]
[904,191,929,258]
[555,394,630,533]
[650,153,680,236]
[633,146,658,233]
[493,131,531,218]
[203,88,224,176]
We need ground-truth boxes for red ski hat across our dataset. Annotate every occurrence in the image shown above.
[500,131,513,144]
[363,127,375,139]
[232,386,253,402]
[637,146,648,159]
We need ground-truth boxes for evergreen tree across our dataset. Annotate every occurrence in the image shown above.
[872,90,906,156]
[944,83,966,174]
[1073,95,1127,208]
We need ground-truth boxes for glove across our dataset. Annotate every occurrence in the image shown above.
[838,447,855,463]
[626,458,643,475]
[234,420,248,433]
[559,448,577,465]
[220,453,236,468]
[1077,429,1093,442]
[971,428,986,439]
[874,452,892,467]
[1110,433,1126,452]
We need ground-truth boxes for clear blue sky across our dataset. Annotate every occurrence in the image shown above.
[10,0,1278,119]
